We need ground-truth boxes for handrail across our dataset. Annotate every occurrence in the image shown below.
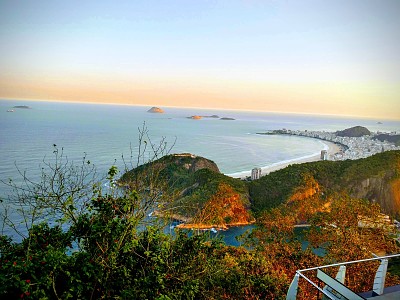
[297,253,400,273]
[296,272,336,300]
[287,254,400,300]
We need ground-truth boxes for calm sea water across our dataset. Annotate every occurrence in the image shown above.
[1,99,399,243]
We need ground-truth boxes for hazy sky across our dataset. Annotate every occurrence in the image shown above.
[1,0,399,119]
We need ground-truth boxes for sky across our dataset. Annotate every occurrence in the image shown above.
[1,0,399,119]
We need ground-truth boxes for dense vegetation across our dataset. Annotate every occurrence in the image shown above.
[120,154,252,227]
[1,147,399,299]
[120,151,400,220]
[249,150,400,217]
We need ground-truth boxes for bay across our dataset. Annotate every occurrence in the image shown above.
[1,99,399,243]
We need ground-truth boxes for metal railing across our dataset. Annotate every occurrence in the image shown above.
[286,253,400,300]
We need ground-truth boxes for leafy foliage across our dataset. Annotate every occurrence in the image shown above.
[120,154,251,226]
[249,150,400,216]
[1,146,399,299]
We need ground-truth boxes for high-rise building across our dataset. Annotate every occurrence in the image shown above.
[251,167,262,180]
[320,150,328,160]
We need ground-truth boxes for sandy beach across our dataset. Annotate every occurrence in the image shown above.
[228,139,343,179]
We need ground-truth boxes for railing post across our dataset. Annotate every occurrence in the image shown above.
[336,265,346,284]
[286,272,299,300]
[373,258,388,296]
[322,266,347,300]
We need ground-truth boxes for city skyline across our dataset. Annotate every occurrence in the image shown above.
[1,0,399,120]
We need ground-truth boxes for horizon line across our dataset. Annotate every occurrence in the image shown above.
[1,97,399,122]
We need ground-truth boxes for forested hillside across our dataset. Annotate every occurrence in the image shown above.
[249,150,400,217]
[1,149,399,299]
[120,153,252,227]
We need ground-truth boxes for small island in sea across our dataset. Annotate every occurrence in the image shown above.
[13,105,31,109]
[186,115,235,120]
[147,107,164,113]
[188,115,202,120]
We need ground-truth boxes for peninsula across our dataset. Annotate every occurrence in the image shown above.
[188,115,202,120]
[119,153,254,230]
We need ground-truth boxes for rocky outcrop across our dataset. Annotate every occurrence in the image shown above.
[147,107,164,113]
[336,126,371,137]
[168,153,220,173]
[249,150,400,217]
[346,173,400,217]
[119,153,220,184]
[202,115,219,118]
[181,183,254,228]
[188,115,202,120]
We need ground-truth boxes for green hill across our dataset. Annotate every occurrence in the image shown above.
[120,151,400,222]
[249,150,400,217]
[119,153,252,227]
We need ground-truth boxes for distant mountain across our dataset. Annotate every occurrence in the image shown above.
[147,107,164,113]
[336,126,371,137]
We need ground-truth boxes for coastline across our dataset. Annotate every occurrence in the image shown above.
[176,220,256,231]
[226,138,342,179]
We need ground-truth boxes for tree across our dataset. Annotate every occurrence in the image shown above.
[306,195,400,294]
[0,124,181,298]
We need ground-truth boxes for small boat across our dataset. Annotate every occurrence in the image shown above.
[6,109,14,112]
[210,228,218,233]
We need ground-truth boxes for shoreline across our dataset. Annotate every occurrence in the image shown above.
[176,220,256,231]
[226,138,343,179]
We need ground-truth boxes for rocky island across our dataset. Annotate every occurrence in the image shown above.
[188,115,202,120]
[13,105,31,109]
[186,115,235,120]
[147,107,164,113]
[202,115,220,118]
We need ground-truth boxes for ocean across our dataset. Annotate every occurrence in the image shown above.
[1,99,399,244]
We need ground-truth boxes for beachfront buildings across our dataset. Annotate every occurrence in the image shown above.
[277,129,400,161]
